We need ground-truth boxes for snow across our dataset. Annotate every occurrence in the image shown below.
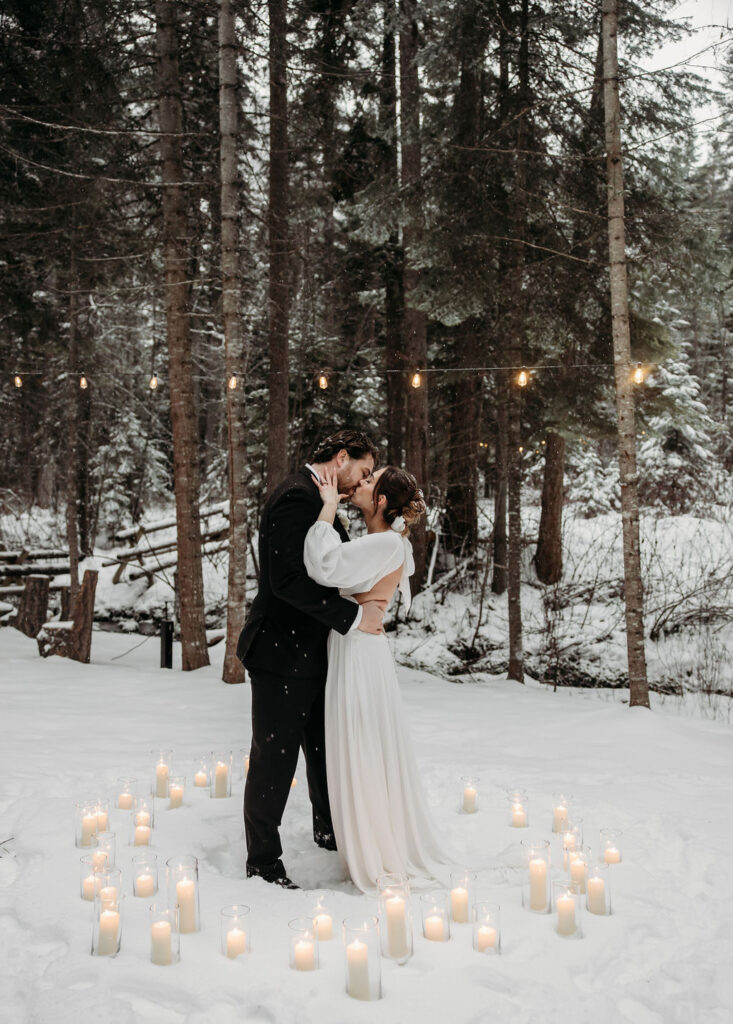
[2,628,732,1023]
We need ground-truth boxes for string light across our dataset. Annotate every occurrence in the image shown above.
[227,374,238,390]
[79,374,89,390]
[318,372,329,390]
[518,445,524,453]
[13,374,22,388]
[149,372,159,391]
[632,363,645,385]
[410,371,422,389]
[516,368,530,388]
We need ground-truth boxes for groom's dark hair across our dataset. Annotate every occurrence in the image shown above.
[311,429,380,466]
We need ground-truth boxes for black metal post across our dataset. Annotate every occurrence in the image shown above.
[160,619,173,669]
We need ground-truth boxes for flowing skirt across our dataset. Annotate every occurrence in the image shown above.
[325,628,452,893]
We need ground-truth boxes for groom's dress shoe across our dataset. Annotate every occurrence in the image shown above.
[247,864,300,889]
[314,831,338,852]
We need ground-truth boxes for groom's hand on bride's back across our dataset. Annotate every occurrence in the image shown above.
[358,601,384,635]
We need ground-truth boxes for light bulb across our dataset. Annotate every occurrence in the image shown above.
[228,374,238,390]
[13,374,22,388]
[149,373,159,391]
[632,363,645,385]
[79,374,89,390]
[410,371,422,389]
[518,445,524,453]
[516,369,529,388]
[318,373,329,390]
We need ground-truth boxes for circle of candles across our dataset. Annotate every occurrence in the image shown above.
[459,775,479,814]
[552,794,573,833]
[420,892,450,942]
[151,750,173,798]
[600,828,623,864]
[376,873,412,963]
[166,855,200,934]
[221,904,251,958]
[521,838,551,913]
[343,916,381,1001]
[472,899,501,955]
[288,917,318,971]
[509,790,529,828]
[150,903,180,965]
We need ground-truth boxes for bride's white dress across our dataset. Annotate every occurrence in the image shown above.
[304,520,451,892]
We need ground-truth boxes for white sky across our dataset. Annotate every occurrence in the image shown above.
[644,0,732,81]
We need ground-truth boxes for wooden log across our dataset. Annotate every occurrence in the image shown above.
[12,575,50,637]
[2,564,71,578]
[59,585,71,620]
[37,570,98,664]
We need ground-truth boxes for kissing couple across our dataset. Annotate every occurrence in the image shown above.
[237,429,451,892]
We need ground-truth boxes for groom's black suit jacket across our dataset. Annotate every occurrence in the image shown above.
[237,467,358,681]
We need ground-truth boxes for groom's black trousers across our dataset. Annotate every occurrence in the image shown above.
[244,670,334,878]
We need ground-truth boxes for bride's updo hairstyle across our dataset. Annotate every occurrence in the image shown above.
[373,467,427,536]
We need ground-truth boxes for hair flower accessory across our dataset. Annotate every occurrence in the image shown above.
[390,515,405,533]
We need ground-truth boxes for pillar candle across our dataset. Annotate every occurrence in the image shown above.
[135,873,155,897]
[99,885,118,910]
[587,877,607,915]
[424,915,446,941]
[95,810,108,832]
[155,763,169,798]
[134,824,151,846]
[169,785,184,809]
[569,856,587,893]
[97,908,120,956]
[135,810,151,827]
[346,939,371,1000]
[118,792,133,810]
[385,896,409,959]
[477,925,497,952]
[176,878,197,933]
[553,805,569,832]
[511,804,527,827]
[245,756,250,775]
[450,887,469,923]
[556,894,577,936]
[604,846,621,864]
[529,858,547,911]
[81,814,97,847]
[194,771,207,787]
[82,874,99,900]
[313,912,332,941]
[151,920,172,965]
[226,926,247,958]
[462,786,477,814]
[294,939,315,970]
[91,851,107,872]
[290,778,297,788]
[214,762,229,798]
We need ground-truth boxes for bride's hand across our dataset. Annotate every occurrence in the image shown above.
[314,466,347,507]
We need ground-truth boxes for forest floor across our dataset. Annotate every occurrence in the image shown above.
[1,627,732,1024]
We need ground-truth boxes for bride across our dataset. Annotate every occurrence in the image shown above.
[304,464,451,892]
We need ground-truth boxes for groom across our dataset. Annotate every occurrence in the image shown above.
[237,429,382,886]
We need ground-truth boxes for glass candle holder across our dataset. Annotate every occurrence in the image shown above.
[192,757,210,789]
[567,846,589,894]
[91,893,123,957]
[98,867,123,911]
[558,819,583,869]
[221,904,251,958]
[459,775,479,814]
[166,855,200,934]
[420,891,450,942]
[116,777,137,810]
[343,916,382,1001]
[75,800,99,848]
[450,870,477,924]
[238,747,250,781]
[168,776,185,809]
[288,917,319,971]
[600,828,623,864]
[586,862,612,915]
[131,797,154,846]
[521,838,551,913]
[304,890,333,942]
[79,854,103,901]
[552,793,573,833]
[210,751,232,799]
[95,831,116,869]
[553,879,583,939]
[377,873,412,963]
[509,790,529,828]
[132,853,158,897]
[89,845,108,874]
[94,799,110,834]
[150,903,180,965]
[151,750,173,798]
[472,900,501,955]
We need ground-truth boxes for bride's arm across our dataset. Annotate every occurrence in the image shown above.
[304,522,404,589]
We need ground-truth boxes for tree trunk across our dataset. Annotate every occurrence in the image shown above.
[535,431,565,584]
[13,575,50,637]
[445,320,481,555]
[266,0,290,491]
[381,1,404,467]
[491,397,508,594]
[66,244,81,608]
[155,0,209,671]
[219,0,247,684]
[602,0,649,708]
[400,0,428,590]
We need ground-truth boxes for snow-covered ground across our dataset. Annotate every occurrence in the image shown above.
[1,628,732,1024]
